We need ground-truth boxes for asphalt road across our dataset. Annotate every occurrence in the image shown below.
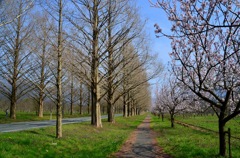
[0,114,121,133]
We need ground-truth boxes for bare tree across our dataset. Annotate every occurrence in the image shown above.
[120,43,163,117]
[63,50,77,115]
[55,0,64,138]
[67,0,112,127]
[0,0,33,27]
[0,0,34,119]
[128,78,151,116]
[104,0,145,123]
[28,13,55,117]
[39,0,66,138]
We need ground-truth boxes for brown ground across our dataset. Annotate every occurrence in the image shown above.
[112,115,172,158]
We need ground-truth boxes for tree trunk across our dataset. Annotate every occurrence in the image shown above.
[107,86,115,122]
[170,113,174,128]
[70,75,74,115]
[10,91,17,119]
[106,0,115,123]
[123,93,127,117]
[56,0,63,138]
[56,102,62,138]
[38,90,44,117]
[11,50,18,119]
[10,8,21,119]
[127,101,130,117]
[88,87,91,115]
[91,80,102,127]
[91,0,102,128]
[38,36,46,118]
[219,117,226,156]
[91,87,96,124]
[79,82,83,115]
[108,101,115,123]
[62,100,65,118]
[130,100,133,116]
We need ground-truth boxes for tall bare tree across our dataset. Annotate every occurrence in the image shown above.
[0,0,34,119]
[67,0,111,127]
[0,0,33,27]
[55,0,64,138]
[104,0,145,123]
[28,13,55,117]
[39,0,65,138]
[119,42,162,117]
[64,52,79,115]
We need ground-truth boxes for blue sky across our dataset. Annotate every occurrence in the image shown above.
[136,1,172,99]
[137,0,172,65]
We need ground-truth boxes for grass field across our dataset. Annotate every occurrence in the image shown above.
[0,114,146,158]
[175,115,240,138]
[151,115,240,158]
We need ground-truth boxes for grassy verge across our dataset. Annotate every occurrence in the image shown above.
[0,112,91,124]
[0,114,146,158]
[175,115,240,138]
[151,115,240,158]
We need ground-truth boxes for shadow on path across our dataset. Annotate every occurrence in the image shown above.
[112,115,171,158]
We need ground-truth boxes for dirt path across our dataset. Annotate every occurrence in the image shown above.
[112,115,171,158]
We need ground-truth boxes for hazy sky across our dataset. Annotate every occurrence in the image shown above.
[137,0,172,66]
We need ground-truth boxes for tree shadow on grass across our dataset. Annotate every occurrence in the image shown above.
[27,130,55,138]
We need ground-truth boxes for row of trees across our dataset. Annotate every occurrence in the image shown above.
[0,0,160,138]
[151,0,240,157]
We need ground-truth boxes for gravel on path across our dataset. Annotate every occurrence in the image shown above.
[112,115,171,158]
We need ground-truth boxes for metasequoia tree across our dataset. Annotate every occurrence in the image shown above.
[64,49,79,115]
[67,0,112,127]
[104,0,145,123]
[62,44,92,115]
[68,0,158,124]
[77,82,90,115]
[128,80,151,116]
[121,42,162,117]
[128,64,152,116]
[40,0,65,138]
[28,13,54,117]
[0,0,34,119]
[55,0,64,138]
[68,70,78,115]
[151,0,240,156]
[0,0,33,27]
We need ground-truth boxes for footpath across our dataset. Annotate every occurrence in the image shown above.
[113,115,171,158]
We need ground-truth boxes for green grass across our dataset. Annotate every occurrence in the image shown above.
[151,115,240,158]
[0,114,146,158]
[175,115,240,138]
[0,111,91,124]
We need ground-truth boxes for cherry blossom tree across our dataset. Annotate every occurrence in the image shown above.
[155,74,188,127]
[153,84,167,121]
[150,0,240,156]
